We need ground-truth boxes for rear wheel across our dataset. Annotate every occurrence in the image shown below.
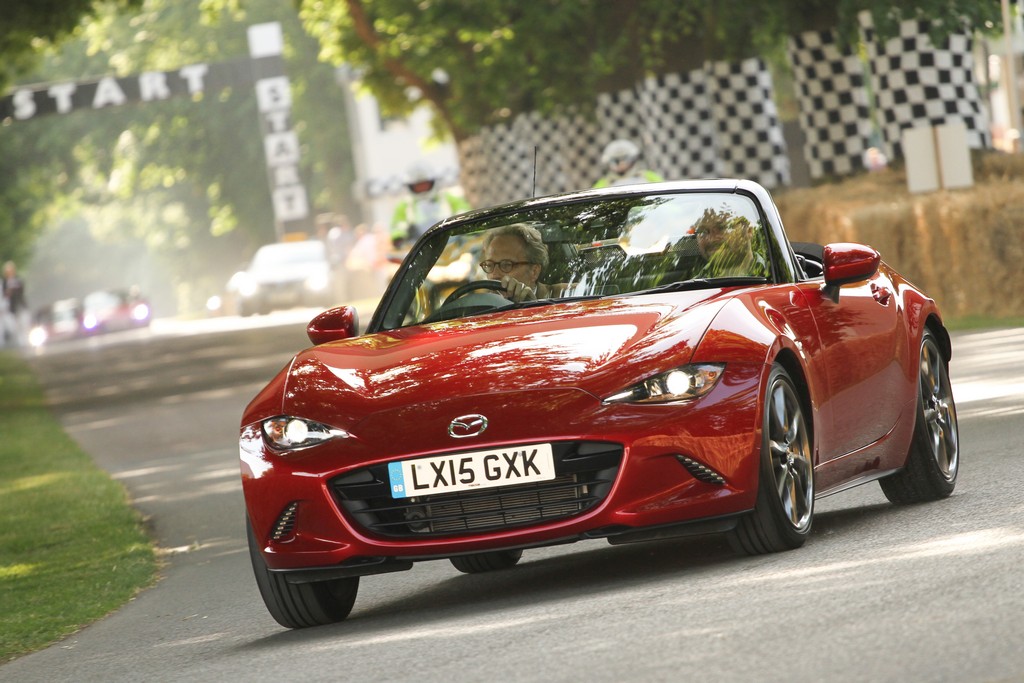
[880,328,958,503]
[246,518,358,629]
[450,549,523,574]
[729,364,814,555]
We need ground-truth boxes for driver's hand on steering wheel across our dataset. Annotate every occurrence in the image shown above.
[500,275,537,302]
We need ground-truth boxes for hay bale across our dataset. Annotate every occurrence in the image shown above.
[774,155,1024,319]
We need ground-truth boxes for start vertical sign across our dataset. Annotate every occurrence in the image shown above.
[247,22,311,238]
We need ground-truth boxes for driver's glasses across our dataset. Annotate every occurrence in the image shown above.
[479,260,533,274]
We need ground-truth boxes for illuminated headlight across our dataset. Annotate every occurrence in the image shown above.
[262,416,350,451]
[83,313,99,330]
[603,364,725,404]
[131,303,150,321]
[304,272,329,292]
[28,326,48,348]
[237,275,258,298]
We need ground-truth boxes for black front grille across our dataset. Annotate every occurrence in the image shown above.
[330,441,622,538]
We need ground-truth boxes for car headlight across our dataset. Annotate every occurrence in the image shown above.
[237,274,258,298]
[28,326,48,347]
[261,416,350,450]
[304,272,329,292]
[603,364,725,404]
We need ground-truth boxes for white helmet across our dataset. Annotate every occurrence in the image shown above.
[601,139,641,168]
[406,161,436,194]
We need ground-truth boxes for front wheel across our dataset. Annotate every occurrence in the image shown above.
[247,518,358,629]
[729,364,814,555]
[879,328,959,503]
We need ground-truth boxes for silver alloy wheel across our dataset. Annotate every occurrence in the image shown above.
[920,336,959,481]
[767,378,813,531]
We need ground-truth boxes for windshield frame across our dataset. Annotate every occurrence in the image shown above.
[367,180,797,334]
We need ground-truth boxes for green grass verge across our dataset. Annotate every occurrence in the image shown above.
[945,316,1024,332]
[0,351,157,663]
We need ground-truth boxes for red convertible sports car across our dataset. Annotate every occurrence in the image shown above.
[240,179,959,628]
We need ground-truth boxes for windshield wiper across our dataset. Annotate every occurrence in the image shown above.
[639,276,769,294]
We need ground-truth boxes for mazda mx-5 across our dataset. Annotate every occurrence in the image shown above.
[239,179,959,628]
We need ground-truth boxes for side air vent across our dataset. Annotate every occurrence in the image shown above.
[676,455,726,485]
[271,502,300,542]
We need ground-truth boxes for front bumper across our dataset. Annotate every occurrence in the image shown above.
[240,365,765,572]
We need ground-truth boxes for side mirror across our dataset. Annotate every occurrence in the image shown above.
[821,243,880,303]
[307,306,359,345]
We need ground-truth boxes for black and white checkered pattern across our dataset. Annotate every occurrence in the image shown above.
[457,121,532,207]
[862,17,990,160]
[786,29,873,178]
[458,59,790,207]
[634,70,722,179]
[706,58,791,188]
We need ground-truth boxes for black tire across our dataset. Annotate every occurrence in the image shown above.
[246,518,358,629]
[450,549,523,574]
[879,328,959,503]
[729,364,814,555]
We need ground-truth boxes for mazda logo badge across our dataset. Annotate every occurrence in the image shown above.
[448,414,488,438]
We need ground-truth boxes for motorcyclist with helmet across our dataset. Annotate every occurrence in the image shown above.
[390,161,470,248]
[593,138,664,188]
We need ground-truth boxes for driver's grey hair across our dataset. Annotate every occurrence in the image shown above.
[483,223,549,269]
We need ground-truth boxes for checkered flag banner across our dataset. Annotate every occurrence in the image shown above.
[612,70,723,181]
[705,58,791,188]
[861,15,991,160]
[458,109,603,208]
[786,29,874,179]
[461,59,790,207]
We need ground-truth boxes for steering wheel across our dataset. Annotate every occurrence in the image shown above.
[441,279,507,307]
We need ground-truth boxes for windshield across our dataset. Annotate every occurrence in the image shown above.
[376,191,772,331]
[251,241,326,269]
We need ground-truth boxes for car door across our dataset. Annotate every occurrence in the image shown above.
[797,268,905,463]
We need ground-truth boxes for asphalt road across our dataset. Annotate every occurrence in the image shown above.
[2,315,1022,683]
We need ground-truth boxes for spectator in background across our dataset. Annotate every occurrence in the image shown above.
[2,260,28,347]
[346,223,390,302]
[593,139,664,188]
[317,212,355,303]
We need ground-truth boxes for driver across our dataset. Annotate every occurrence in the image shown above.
[480,224,561,302]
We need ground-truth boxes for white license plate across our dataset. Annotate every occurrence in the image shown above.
[388,444,555,499]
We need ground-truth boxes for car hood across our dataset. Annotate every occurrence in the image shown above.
[279,291,732,424]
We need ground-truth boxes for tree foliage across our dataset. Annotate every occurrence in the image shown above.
[298,0,1002,142]
[1,0,355,311]
[0,0,144,93]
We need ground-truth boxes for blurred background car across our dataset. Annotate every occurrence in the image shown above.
[233,240,333,316]
[80,288,151,334]
[29,297,84,347]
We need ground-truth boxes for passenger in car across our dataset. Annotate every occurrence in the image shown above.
[480,224,566,301]
[693,208,769,278]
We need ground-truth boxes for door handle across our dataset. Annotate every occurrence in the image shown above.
[871,283,891,305]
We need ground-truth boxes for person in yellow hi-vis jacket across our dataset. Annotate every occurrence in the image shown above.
[593,139,664,188]
[390,162,470,248]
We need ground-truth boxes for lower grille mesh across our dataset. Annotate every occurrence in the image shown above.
[330,441,622,538]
